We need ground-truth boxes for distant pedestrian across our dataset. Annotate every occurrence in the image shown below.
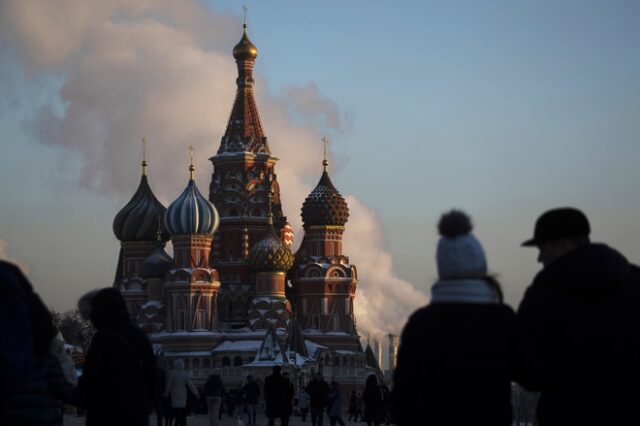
[264,365,290,426]
[282,372,295,423]
[155,366,168,426]
[203,373,225,426]
[77,287,156,426]
[306,372,330,426]
[517,207,640,425]
[355,392,363,422]
[392,210,516,426]
[297,387,310,421]
[165,359,199,426]
[363,375,383,426]
[242,375,260,425]
[328,381,345,426]
[347,390,356,421]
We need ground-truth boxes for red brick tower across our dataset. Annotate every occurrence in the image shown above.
[291,151,360,351]
[209,24,286,327]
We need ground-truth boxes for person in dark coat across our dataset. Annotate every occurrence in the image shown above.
[155,366,168,426]
[347,390,356,421]
[306,372,330,426]
[77,287,156,426]
[363,375,383,426]
[392,211,516,426]
[242,374,260,425]
[2,260,72,426]
[203,373,225,426]
[282,372,295,422]
[264,365,290,426]
[328,381,345,426]
[517,207,640,425]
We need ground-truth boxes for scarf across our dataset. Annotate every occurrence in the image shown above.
[431,279,498,304]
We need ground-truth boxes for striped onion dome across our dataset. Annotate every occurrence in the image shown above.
[143,245,173,278]
[113,174,167,242]
[301,165,349,227]
[165,170,219,236]
[248,223,294,272]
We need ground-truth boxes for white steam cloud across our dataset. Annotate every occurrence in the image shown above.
[1,0,426,338]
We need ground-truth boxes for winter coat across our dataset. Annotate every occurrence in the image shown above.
[328,389,342,418]
[297,389,310,410]
[0,261,56,402]
[242,380,260,404]
[363,384,383,422]
[164,364,199,408]
[306,379,330,409]
[77,289,156,426]
[264,371,291,418]
[4,354,72,426]
[392,285,516,426]
[517,243,640,425]
[203,375,225,398]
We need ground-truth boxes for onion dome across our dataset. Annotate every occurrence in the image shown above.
[113,160,167,242]
[249,221,294,272]
[233,24,258,61]
[165,162,219,236]
[301,159,349,227]
[143,246,173,279]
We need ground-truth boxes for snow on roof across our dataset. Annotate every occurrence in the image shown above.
[212,340,263,352]
[304,340,327,357]
[163,351,213,357]
[142,300,164,308]
[335,350,357,355]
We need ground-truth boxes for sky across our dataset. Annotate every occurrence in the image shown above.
[1,1,640,355]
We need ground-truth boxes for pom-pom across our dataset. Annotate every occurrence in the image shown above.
[438,210,473,238]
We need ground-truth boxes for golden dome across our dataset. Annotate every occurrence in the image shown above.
[233,24,258,61]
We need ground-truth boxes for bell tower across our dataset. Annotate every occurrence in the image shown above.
[209,23,287,327]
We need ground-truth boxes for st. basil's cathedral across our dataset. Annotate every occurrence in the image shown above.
[111,24,382,392]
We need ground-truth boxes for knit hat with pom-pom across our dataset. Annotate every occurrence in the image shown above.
[436,210,487,279]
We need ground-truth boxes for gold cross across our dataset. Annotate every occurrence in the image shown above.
[322,136,329,170]
[141,137,148,175]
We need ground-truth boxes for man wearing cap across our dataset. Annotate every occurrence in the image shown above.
[517,207,640,425]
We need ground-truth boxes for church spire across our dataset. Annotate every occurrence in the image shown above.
[219,19,268,154]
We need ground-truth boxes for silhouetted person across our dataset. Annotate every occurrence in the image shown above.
[203,373,225,426]
[517,208,640,425]
[328,381,345,426]
[1,261,72,425]
[392,211,516,425]
[347,390,356,421]
[242,374,259,425]
[282,372,295,424]
[155,366,168,426]
[265,365,290,426]
[306,372,330,426]
[77,287,156,426]
[363,375,383,426]
[164,359,199,426]
[297,387,310,421]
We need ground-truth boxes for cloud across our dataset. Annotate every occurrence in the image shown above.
[0,0,426,337]
[0,239,31,275]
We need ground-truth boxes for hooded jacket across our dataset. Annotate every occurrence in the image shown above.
[517,243,640,425]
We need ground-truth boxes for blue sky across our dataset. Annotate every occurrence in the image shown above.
[1,1,639,331]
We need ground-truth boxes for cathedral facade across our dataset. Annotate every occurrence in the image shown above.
[111,24,379,392]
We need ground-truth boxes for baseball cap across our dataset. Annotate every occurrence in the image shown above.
[522,207,591,247]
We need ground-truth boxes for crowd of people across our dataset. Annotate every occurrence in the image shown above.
[2,206,640,426]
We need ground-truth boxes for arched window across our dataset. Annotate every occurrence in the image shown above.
[193,359,200,368]
[222,356,231,367]
[203,359,211,368]
[233,356,243,367]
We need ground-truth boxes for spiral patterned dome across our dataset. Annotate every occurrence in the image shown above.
[248,226,294,272]
[165,176,219,236]
[301,170,349,227]
[113,175,167,242]
[143,245,173,278]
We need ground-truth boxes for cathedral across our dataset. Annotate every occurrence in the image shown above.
[111,24,381,393]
